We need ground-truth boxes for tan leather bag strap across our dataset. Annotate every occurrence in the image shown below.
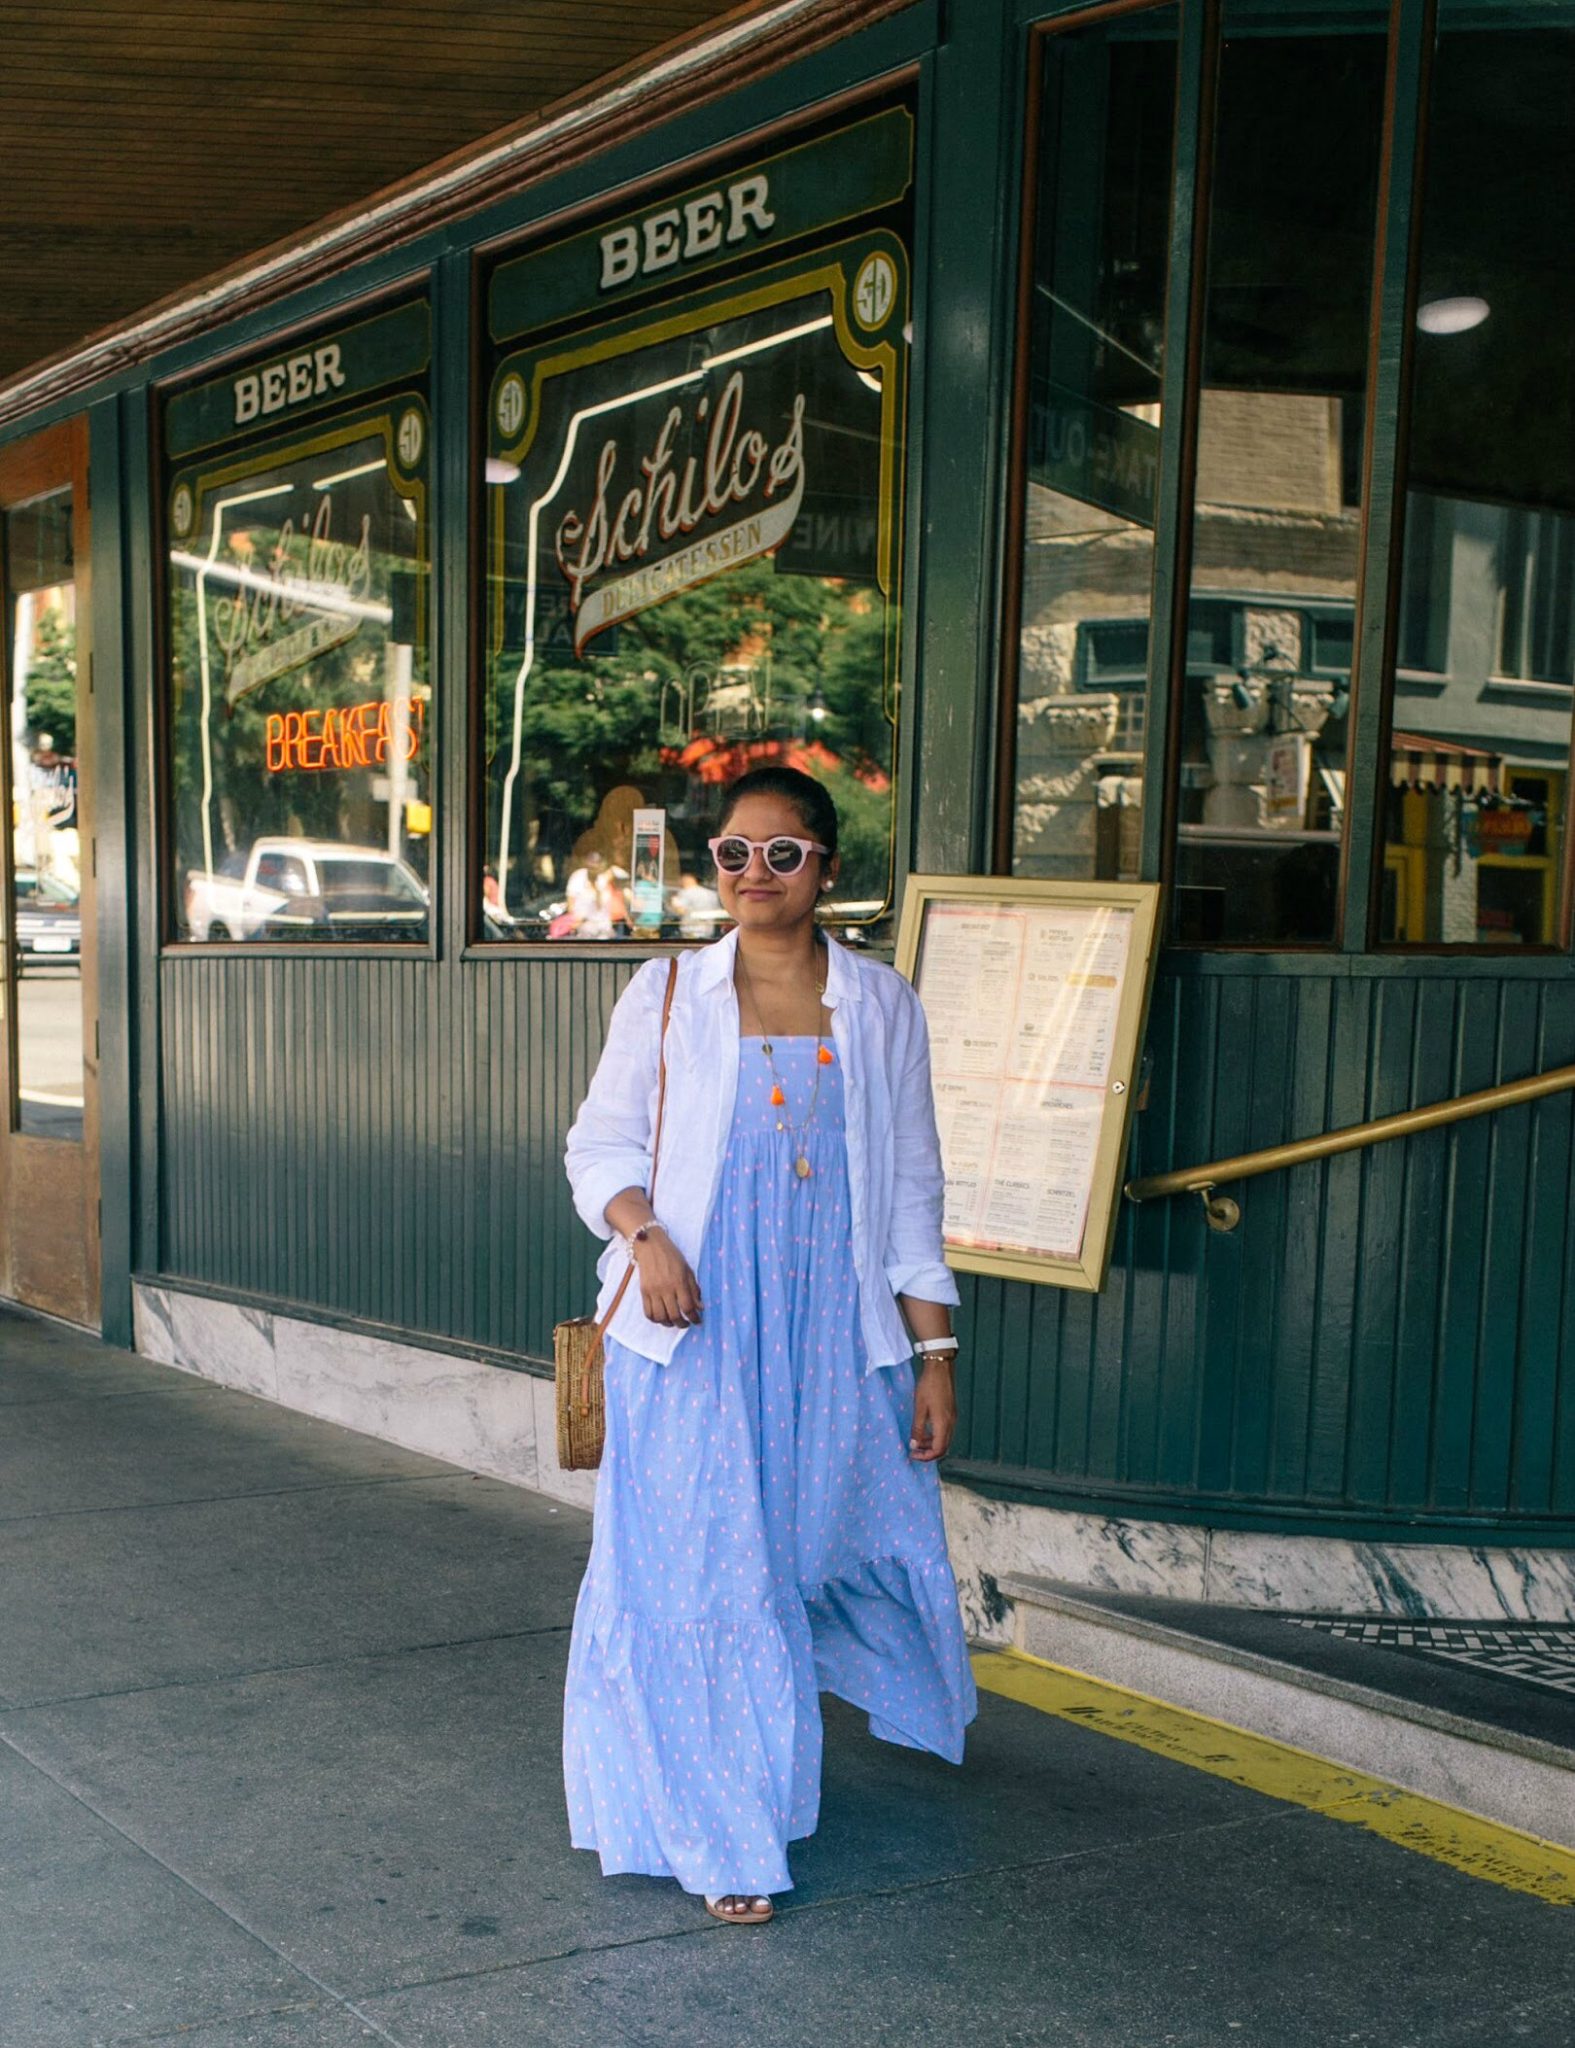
[595,954,680,1338]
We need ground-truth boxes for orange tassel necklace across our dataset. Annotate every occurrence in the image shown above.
[736,941,834,1180]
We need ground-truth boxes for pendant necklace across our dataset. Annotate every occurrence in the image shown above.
[735,940,835,1180]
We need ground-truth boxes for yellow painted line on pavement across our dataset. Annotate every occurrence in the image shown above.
[973,1645,1575,1907]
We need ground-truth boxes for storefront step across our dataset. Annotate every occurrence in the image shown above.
[939,1482,1575,1647]
[998,1576,1575,1851]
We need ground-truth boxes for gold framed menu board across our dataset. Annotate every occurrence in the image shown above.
[894,877,1162,1292]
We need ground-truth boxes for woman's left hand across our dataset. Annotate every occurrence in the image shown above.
[908,1358,957,1462]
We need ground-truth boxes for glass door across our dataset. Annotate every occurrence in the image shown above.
[0,419,98,1327]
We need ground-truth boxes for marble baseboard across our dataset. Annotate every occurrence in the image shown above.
[132,1281,597,1512]
[133,1282,1571,1638]
[941,1488,1575,1647]
[941,1490,1207,1645]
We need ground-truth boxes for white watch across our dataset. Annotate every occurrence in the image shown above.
[913,1336,960,1357]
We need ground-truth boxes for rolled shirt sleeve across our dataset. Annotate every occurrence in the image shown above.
[883,989,960,1307]
[564,958,669,1240]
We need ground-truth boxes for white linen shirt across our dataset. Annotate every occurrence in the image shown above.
[564,924,959,1372]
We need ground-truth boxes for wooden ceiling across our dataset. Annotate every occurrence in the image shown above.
[0,1,748,387]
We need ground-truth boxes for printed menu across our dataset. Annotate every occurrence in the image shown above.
[915,900,1136,1262]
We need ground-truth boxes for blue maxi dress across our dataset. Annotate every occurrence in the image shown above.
[563,1036,978,1898]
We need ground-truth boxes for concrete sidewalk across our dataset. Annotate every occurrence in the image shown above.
[0,1303,1568,2048]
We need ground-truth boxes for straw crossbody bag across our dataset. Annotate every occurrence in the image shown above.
[554,955,679,1470]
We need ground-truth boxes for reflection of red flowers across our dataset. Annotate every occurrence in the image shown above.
[661,733,889,792]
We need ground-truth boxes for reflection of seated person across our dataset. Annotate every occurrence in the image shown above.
[481,863,513,923]
[670,870,722,938]
[599,867,631,934]
[564,851,609,936]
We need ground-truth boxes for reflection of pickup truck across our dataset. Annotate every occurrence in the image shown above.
[185,840,428,942]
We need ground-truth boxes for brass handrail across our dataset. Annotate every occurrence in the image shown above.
[1125,1061,1575,1232]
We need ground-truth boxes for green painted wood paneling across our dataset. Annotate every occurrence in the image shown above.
[158,955,640,1356]
[911,0,1017,875]
[947,964,1575,1526]
[151,948,1575,1527]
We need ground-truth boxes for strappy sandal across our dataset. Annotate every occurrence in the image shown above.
[704,1892,774,1925]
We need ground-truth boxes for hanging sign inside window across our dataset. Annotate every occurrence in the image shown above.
[1027,377,1161,529]
[630,807,667,928]
[896,878,1162,1291]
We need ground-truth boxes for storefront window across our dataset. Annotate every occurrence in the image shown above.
[1169,5,1387,945]
[1380,1,1574,946]
[480,107,912,942]
[1009,8,1179,883]
[4,489,84,1140]
[162,299,433,944]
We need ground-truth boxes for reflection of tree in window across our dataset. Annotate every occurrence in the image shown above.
[25,605,77,757]
[487,558,893,910]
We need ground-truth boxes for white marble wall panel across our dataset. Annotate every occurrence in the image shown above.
[132,1281,599,1512]
[941,1486,1210,1647]
[1205,1529,1575,1623]
[134,1282,278,1399]
[271,1317,540,1492]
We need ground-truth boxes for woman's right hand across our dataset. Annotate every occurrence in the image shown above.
[634,1230,704,1328]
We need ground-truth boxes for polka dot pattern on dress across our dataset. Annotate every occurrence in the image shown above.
[562,1038,979,1898]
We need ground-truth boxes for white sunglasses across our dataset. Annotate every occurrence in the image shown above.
[708,834,830,878]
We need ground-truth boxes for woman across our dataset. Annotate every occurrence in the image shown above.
[562,767,977,1926]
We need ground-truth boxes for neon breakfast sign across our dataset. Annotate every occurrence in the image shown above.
[553,368,806,654]
[265,696,424,773]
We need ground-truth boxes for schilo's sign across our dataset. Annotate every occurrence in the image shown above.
[555,368,805,653]
[213,495,375,704]
[488,229,907,674]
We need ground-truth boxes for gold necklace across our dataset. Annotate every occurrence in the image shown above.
[735,941,834,1180]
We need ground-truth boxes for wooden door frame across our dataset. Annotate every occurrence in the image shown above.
[0,415,100,1326]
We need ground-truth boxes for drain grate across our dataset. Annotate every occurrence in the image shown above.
[1283,1617,1575,1697]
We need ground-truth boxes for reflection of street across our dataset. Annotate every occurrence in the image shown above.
[15,967,85,1140]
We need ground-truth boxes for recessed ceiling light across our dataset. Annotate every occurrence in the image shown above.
[1417,296,1489,335]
